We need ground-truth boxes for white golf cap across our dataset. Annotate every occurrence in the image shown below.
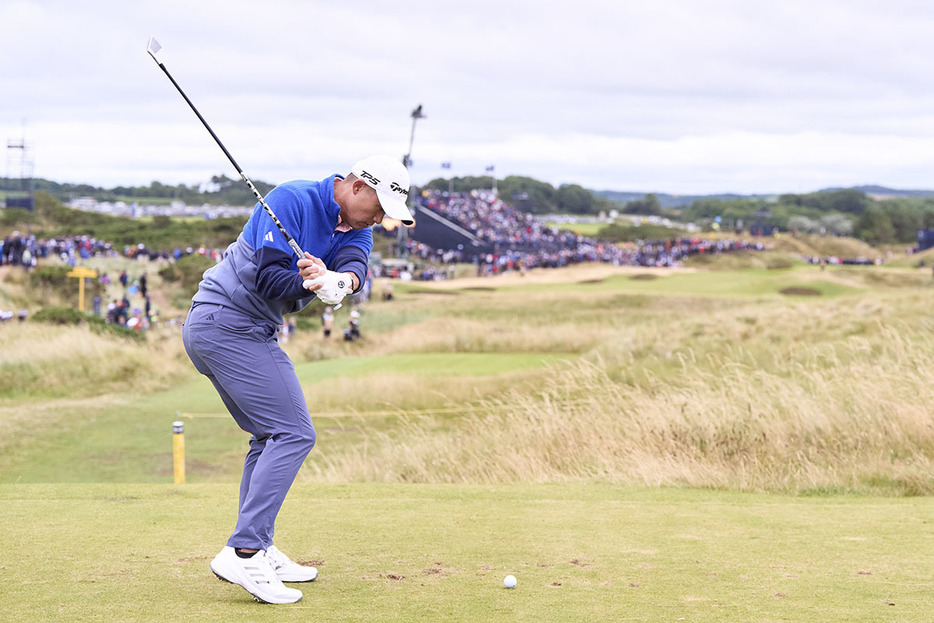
[351,155,414,225]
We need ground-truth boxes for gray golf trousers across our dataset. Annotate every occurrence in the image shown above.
[182,302,316,550]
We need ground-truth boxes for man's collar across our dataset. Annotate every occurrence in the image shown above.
[335,215,352,233]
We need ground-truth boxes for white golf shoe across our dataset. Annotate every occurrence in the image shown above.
[267,545,319,582]
[210,546,303,604]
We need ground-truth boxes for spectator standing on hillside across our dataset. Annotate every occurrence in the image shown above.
[321,306,334,339]
[344,309,361,341]
[7,232,23,265]
[110,300,128,325]
[182,155,413,605]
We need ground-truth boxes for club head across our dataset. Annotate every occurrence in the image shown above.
[147,36,162,62]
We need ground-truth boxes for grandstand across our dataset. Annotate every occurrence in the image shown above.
[408,200,491,258]
[918,229,934,252]
[393,188,768,277]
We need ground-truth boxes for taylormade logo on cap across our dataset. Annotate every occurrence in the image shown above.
[351,155,414,225]
[357,170,408,197]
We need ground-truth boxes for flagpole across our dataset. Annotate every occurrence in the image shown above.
[442,162,453,194]
[399,104,425,261]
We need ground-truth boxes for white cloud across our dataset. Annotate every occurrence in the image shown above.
[3,0,934,194]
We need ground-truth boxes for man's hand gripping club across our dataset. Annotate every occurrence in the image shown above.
[298,254,354,308]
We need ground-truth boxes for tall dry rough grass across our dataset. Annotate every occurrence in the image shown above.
[0,323,191,399]
[367,316,616,355]
[302,292,934,495]
[0,322,193,456]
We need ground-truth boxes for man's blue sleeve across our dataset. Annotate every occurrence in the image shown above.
[255,247,308,301]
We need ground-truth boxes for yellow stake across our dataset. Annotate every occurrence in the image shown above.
[172,420,186,484]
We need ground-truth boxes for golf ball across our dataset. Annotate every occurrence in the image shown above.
[504,574,517,589]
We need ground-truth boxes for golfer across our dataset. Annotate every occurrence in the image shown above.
[182,155,414,604]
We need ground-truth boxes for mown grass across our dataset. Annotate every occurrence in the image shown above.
[543,219,606,236]
[3,482,933,623]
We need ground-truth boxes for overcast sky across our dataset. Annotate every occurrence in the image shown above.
[3,0,934,196]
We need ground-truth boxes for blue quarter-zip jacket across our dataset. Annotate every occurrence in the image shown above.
[191,175,372,324]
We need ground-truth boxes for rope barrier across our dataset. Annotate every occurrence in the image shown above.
[176,400,590,420]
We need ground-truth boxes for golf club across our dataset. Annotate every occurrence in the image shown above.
[146,36,335,303]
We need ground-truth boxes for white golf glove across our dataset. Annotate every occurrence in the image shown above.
[303,270,353,305]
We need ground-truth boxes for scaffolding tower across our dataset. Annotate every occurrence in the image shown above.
[5,136,34,210]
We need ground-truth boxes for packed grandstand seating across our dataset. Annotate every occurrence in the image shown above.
[400,189,769,276]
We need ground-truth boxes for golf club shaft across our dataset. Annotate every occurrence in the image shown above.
[147,40,305,260]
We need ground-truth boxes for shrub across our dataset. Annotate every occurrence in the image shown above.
[158,253,214,291]
[31,306,86,324]
[31,306,146,342]
[28,265,72,289]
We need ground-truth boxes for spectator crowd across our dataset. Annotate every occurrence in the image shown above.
[406,189,769,278]
[2,185,899,324]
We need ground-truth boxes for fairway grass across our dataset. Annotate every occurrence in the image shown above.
[2,483,931,622]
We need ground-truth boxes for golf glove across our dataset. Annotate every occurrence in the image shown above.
[304,270,353,305]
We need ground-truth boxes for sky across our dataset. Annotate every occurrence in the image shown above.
[3,0,934,196]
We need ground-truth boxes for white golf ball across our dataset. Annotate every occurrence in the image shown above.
[504,574,517,589]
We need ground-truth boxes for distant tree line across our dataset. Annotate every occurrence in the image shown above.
[0,175,274,207]
[2,191,244,250]
[5,174,934,246]
[679,190,934,244]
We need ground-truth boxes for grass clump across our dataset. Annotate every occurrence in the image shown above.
[0,320,189,399]
[32,306,146,342]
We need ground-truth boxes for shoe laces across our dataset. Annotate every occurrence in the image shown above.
[266,546,292,570]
